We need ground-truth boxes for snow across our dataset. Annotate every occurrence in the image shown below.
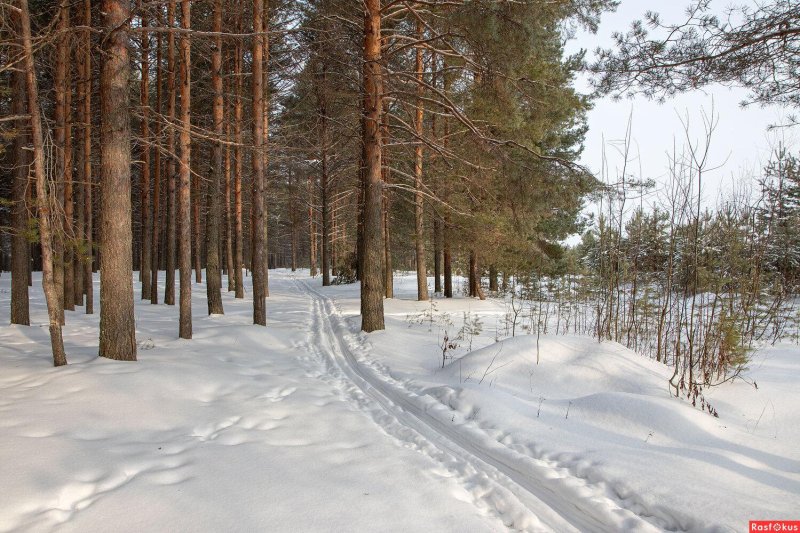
[1,269,798,532]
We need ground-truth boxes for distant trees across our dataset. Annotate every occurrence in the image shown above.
[2,0,617,361]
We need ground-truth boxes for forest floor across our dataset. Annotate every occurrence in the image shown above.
[0,270,798,532]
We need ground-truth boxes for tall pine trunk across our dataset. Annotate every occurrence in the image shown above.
[19,0,67,366]
[205,0,224,314]
[53,0,68,324]
[150,28,163,304]
[62,23,75,313]
[317,63,331,287]
[11,59,30,325]
[413,18,428,301]
[140,14,152,300]
[360,0,384,332]
[381,97,393,298]
[164,0,177,306]
[251,0,267,325]
[177,0,193,338]
[99,0,137,361]
[80,0,93,314]
[233,32,245,299]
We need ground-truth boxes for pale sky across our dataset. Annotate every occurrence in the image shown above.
[567,0,796,207]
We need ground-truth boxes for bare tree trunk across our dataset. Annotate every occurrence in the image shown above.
[150,27,163,304]
[317,63,331,287]
[251,0,266,325]
[381,97,393,298]
[469,249,485,300]
[433,214,442,294]
[19,0,67,366]
[443,218,453,298]
[234,32,244,299]
[177,0,192,338]
[63,29,75,312]
[72,42,84,309]
[361,0,384,332]
[80,0,93,314]
[205,0,224,315]
[192,166,201,283]
[308,174,317,277]
[489,264,498,292]
[165,0,177,306]
[140,13,152,300]
[11,60,30,325]
[225,113,235,291]
[99,0,137,361]
[413,18,428,301]
[53,0,69,324]
[262,0,270,298]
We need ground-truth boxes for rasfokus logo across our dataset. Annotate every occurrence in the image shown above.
[750,521,800,532]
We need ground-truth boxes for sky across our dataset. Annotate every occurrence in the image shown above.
[566,0,797,208]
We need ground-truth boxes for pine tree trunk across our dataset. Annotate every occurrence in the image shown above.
[205,0,224,315]
[381,97,393,298]
[63,34,75,313]
[251,0,266,325]
[489,265,498,292]
[360,0,384,332]
[192,166,201,283]
[308,174,317,277]
[140,14,152,300]
[433,214,442,294]
[318,67,331,287]
[413,18,428,301]
[11,61,30,325]
[262,0,270,298]
[177,0,193,338]
[72,63,84,309]
[150,28,163,304]
[164,0,177,306]
[99,0,137,361]
[234,34,245,299]
[443,216,453,298]
[19,0,67,366]
[225,114,235,292]
[80,0,93,314]
[53,0,69,324]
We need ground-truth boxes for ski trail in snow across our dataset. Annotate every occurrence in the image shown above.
[295,277,665,533]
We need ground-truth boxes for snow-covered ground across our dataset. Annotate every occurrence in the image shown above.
[0,270,798,532]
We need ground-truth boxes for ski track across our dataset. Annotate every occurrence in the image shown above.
[292,275,674,533]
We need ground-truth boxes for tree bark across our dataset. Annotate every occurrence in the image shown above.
[225,107,235,291]
[80,0,93,314]
[251,0,266,325]
[165,0,177,306]
[433,214,442,294]
[262,0,270,298]
[62,24,75,313]
[19,0,67,366]
[53,0,69,323]
[360,0,385,332]
[99,0,137,360]
[205,0,224,315]
[316,63,331,287]
[178,0,193,338]
[192,165,201,283]
[234,32,244,299]
[308,174,317,277]
[140,13,152,300]
[150,27,163,304]
[413,18,428,301]
[381,97,393,298]
[11,60,30,325]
